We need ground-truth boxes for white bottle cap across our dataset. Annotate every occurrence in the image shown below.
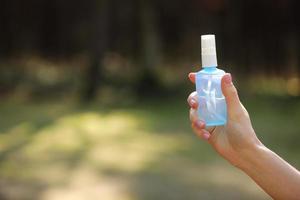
[201,34,218,67]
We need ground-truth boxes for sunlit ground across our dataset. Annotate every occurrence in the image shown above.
[1,95,300,200]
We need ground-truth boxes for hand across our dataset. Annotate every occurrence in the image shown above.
[187,72,262,167]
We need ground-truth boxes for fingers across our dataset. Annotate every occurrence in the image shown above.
[188,72,196,84]
[187,91,198,109]
[189,107,198,122]
[188,72,211,141]
[189,107,211,141]
[191,121,211,140]
[221,73,242,118]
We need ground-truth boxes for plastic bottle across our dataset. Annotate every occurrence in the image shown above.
[196,34,227,126]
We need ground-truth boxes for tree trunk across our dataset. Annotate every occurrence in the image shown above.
[82,0,111,101]
[136,0,162,97]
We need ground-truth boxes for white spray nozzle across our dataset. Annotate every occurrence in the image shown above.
[201,34,218,67]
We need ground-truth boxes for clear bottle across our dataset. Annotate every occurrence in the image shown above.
[196,35,227,126]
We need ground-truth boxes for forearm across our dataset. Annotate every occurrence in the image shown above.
[238,143,300,200]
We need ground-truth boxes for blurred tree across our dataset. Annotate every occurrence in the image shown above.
[81,0,112,101]
[136,0,162,96]
[0,0,299,99]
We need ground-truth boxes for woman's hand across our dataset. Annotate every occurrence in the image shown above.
[187,72,262,167]
[188,72,300,199]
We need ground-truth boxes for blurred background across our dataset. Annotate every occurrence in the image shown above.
[0,0,299,199]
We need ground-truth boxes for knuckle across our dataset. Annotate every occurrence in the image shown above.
[189,91,197,99]
[187,91,198,104]
[191,91,197,97]
[231,107,248,119]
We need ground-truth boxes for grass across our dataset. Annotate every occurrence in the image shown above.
[0,94,300,200]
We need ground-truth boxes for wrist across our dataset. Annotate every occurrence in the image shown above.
[235,138,267,170]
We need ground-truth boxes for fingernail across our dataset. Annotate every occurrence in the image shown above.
[202,133,210,140]
[224,73,232,84]
[195,121,204,129]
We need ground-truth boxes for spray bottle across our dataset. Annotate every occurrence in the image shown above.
[196,34,227,126]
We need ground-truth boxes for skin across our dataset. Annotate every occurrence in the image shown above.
[188,72,300,200]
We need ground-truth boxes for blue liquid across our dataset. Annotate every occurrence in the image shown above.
[196,67,227,126]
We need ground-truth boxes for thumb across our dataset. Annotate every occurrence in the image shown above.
[221,73,242,117]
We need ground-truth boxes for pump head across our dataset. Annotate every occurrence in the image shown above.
[201,34,218,67]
